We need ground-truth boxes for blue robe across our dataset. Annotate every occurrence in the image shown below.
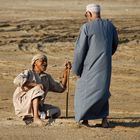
[72,19,118,122]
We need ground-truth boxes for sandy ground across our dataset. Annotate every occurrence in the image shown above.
[0,0,140,139]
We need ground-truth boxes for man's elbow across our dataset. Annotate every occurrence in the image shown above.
[72,66,81,77]
[57,88,65,93]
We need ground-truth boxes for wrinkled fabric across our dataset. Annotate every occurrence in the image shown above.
[13,69,65,117]
[73,19,118,122]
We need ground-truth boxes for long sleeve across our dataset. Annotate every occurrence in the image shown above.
[13,70,30,87]
[48,75,65,93]
[112,25,119,55]
[72,24,89,76]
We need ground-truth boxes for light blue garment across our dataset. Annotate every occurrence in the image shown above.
[73,19,118,122]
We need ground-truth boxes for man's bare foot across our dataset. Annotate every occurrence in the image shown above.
[101,118,109,128]
[33,118,44,126]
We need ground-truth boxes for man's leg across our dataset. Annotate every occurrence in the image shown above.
[101,100,109,128]
[32,97,43,126]
[102,117,109,128]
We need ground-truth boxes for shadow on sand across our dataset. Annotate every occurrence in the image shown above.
[59,116,140,128]
[108,117,140,128]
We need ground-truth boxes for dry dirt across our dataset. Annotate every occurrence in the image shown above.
[0,0,140,140]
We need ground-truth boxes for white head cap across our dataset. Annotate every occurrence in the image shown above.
[86,4,101,13]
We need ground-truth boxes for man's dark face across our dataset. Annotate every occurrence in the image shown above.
[34,58,48,72]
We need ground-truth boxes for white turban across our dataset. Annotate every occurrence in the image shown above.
[86,4,101,13]
[31,54,47,66]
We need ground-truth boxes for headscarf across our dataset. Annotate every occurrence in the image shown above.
[31,54,47,67]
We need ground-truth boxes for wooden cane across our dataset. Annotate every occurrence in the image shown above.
[66,68,70,118]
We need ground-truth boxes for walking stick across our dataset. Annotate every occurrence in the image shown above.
[66,67,70,118]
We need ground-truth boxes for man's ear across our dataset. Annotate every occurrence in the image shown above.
[89,12,92,17]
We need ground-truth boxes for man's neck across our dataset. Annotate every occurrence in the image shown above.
[33,68,41,75]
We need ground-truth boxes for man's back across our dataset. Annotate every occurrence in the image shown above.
[79,19,117,74]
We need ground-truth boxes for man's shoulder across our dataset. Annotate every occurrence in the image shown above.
[22,69,33,75]
[79,23,89,35]
[103,19,115,26]
[80,23,87,30]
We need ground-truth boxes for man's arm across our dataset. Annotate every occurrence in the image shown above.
[49,61,71,93]
[112,25,119,55]
[72,24,89,76]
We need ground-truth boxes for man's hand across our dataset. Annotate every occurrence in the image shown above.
[22,81,44,91]
[64,59,72,70]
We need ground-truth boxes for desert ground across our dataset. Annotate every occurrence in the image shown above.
[0,0,140,139]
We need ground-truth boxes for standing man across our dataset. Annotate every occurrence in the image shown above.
[72,4,118,127]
